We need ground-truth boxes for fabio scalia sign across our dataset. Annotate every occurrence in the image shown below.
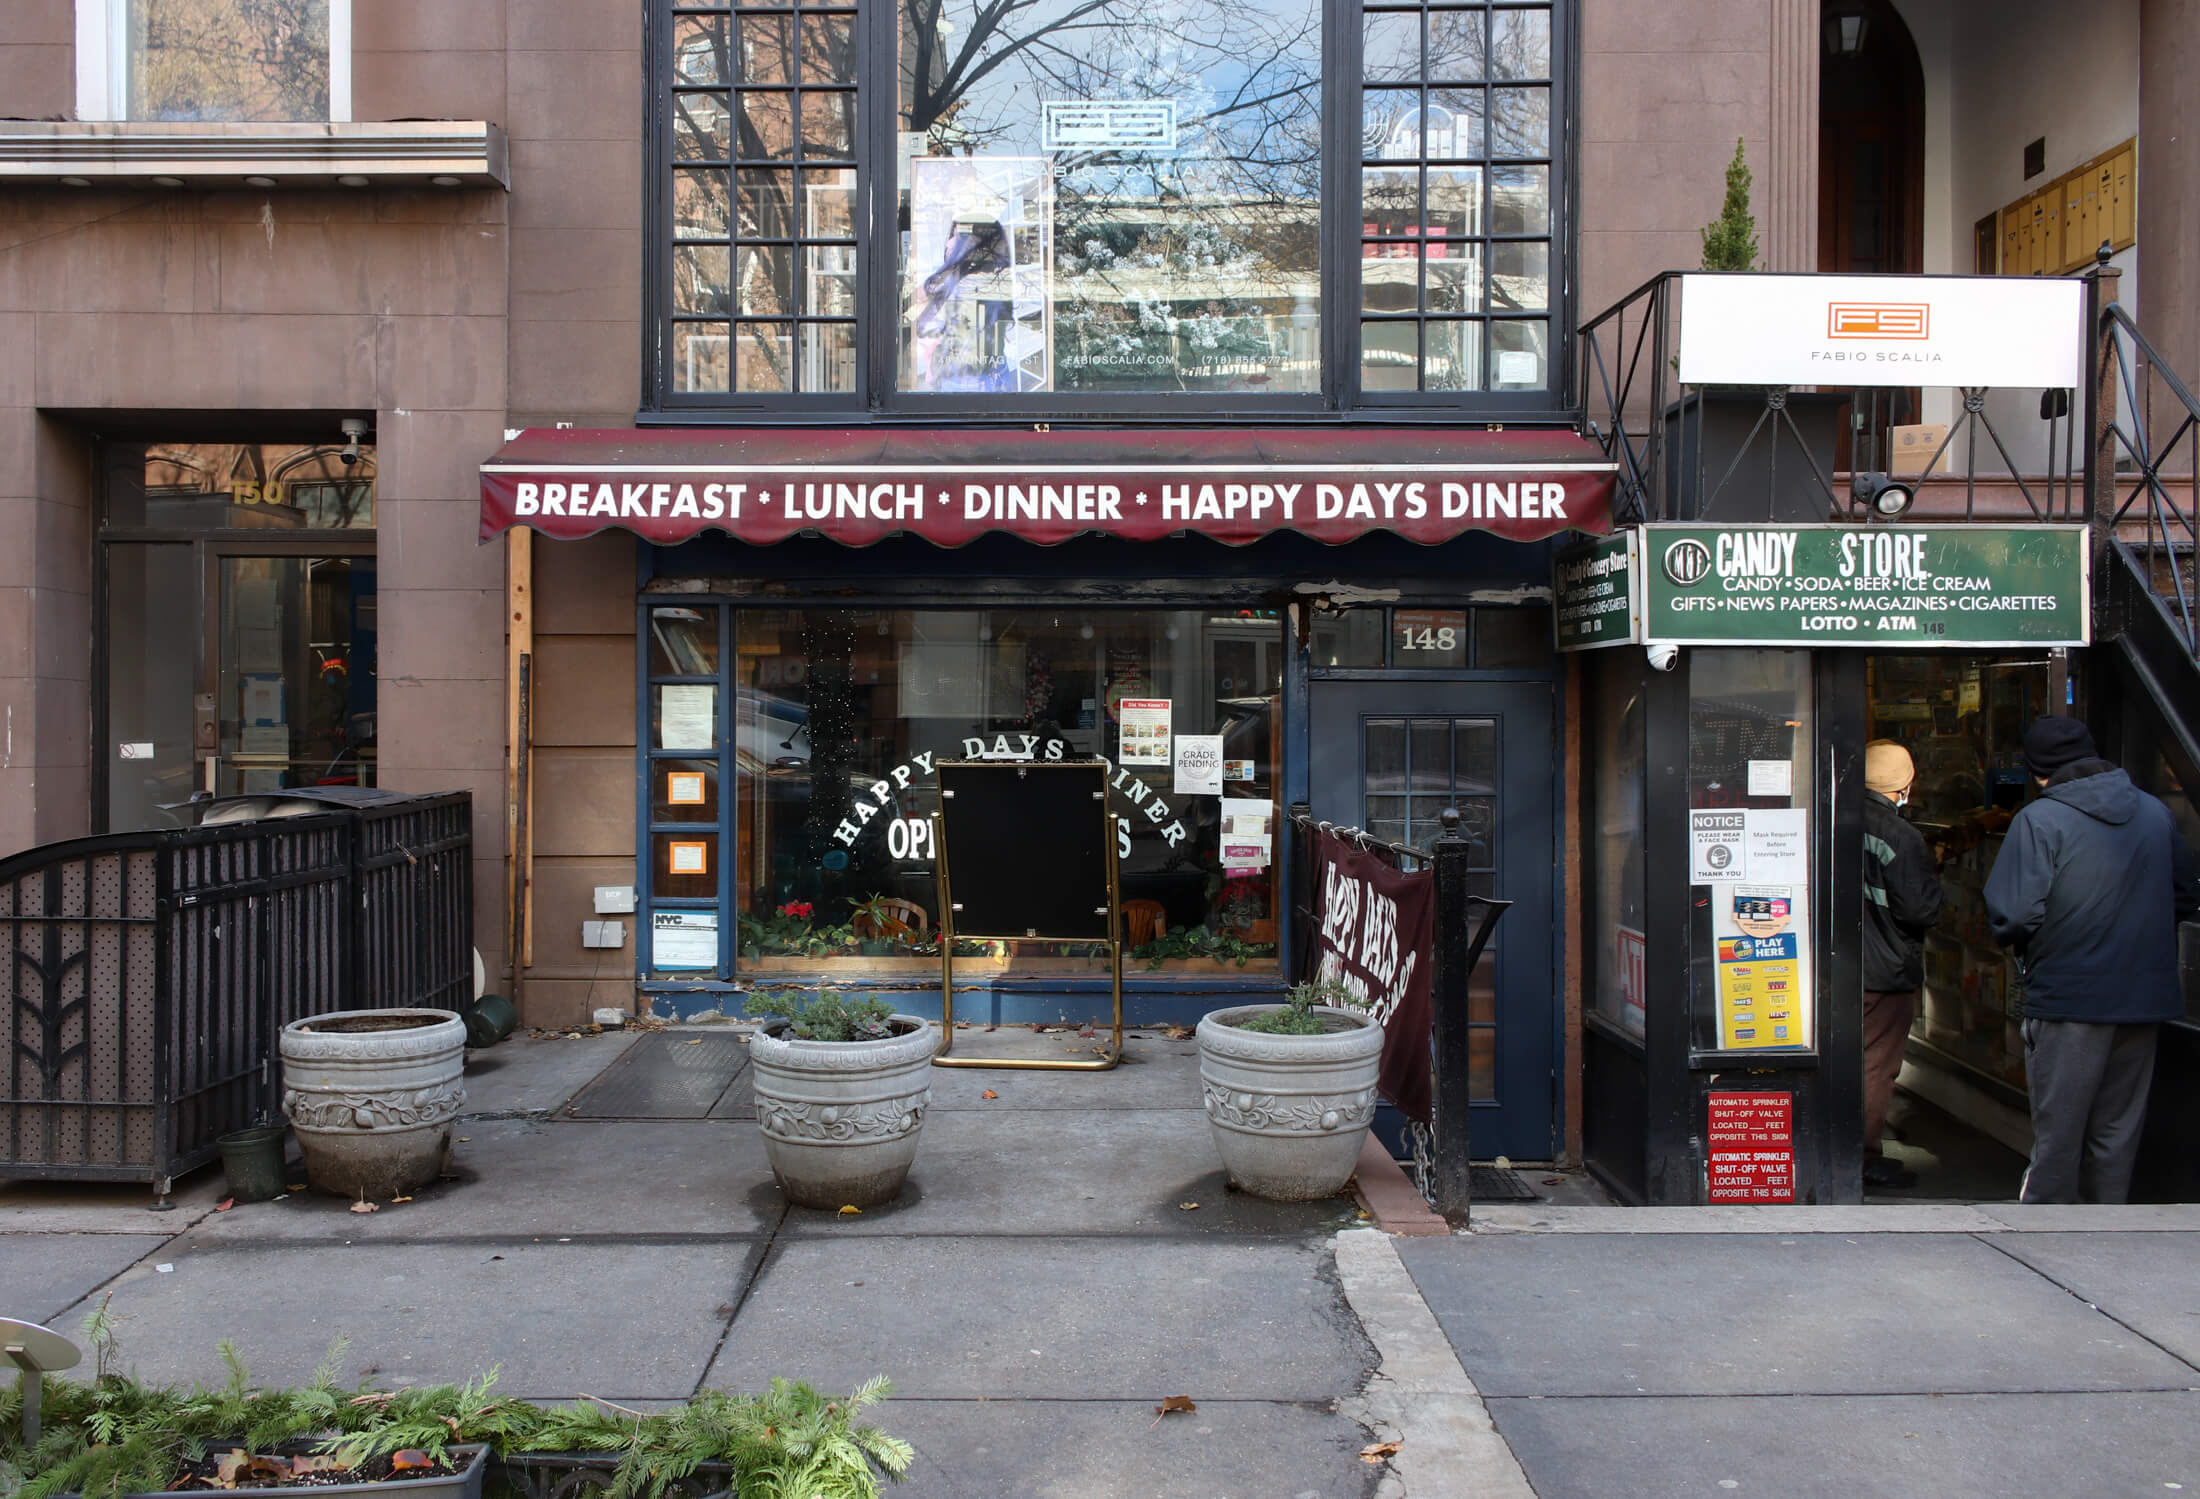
[1641,524,2088,648]
[1677,274,2084,389]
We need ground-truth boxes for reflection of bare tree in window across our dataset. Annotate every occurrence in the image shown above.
[130,0,327,121]
[899,0,1320,392]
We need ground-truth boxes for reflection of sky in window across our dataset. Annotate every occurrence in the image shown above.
[903,0,1320,197]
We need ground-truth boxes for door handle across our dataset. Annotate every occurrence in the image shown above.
[203,755,218,795]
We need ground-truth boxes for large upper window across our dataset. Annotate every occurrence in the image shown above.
[897,0,1321,397]
[77,0,352,122]
[651,0,1565,413]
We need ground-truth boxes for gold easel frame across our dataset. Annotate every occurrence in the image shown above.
[930,762,1125,1072]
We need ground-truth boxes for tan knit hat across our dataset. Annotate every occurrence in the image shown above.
[1864,740,1915,796]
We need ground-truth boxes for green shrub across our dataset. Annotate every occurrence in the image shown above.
[743,989,898,1042]
[0,1317,909,1499]
[1231,978,1364,1035]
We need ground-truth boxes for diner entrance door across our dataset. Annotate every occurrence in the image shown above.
[1307,681,1557,1160]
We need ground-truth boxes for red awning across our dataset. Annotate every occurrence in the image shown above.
[478,426,1616,548]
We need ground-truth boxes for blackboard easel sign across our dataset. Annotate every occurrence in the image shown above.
[930,759,1125,1071]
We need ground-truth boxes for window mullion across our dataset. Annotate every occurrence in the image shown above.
[329,0,352,122]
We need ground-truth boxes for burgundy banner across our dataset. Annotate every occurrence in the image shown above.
[478,426,1615,548]
[1311,831,1438,1125]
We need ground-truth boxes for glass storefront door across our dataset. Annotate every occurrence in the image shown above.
[1306,678,1557,1160]
[98,441,376,830]
[214,554,377,795]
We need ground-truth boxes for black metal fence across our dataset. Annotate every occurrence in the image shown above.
[1,792,471,1191]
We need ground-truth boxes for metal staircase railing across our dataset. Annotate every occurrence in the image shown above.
[1577,268,2091,525]
[2098,300,2200,657]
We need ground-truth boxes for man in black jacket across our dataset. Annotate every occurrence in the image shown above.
[1862,741,1944,1188]
[1985,717,2199,1203]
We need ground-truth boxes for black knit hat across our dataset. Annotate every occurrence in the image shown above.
[2023,716,2097,779]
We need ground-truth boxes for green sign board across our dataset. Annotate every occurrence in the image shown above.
[1641,524,2088,647]
[1553,530,1641,650]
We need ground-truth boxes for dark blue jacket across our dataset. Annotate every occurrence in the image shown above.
[1984,762,2199,1023]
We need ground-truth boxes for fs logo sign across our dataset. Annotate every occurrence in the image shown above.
[1827,302,1930,339]
[1662,537,1713,586]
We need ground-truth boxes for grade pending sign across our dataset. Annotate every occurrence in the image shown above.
[1677,273,2085,389]
[1552,529,1641,650]
[1642,524,2088,648]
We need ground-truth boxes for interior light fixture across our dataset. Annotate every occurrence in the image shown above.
[430,175,463,187]
[150,175,185,188]
[59,176,90,188]
[336,174,370,188]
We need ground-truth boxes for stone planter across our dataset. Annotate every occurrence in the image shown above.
[748,1016,935,1208]
[1197,1004,1383,1201]
[280,1008,466,1199]
[117,1442,491,1499]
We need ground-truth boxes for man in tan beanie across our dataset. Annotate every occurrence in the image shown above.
[1861,740,1944,1187]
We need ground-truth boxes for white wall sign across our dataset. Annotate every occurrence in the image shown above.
[652,910,718,969]
[1678,274,2084,389]
[1743,808,1809,884]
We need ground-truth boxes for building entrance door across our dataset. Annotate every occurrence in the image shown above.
[1308,680,1557,1160]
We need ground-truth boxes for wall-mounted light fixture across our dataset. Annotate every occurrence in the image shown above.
[1823,9,1870,55]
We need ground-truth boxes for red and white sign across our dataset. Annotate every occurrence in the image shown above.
[1706,1091,1795,1203]
[478,427,1616,548]
[1679,273,2084,390]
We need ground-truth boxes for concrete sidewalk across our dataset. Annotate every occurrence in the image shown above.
[1399,1205,2200,1499]
[6,1028,2198,1498]
[3,1026,1390,1499]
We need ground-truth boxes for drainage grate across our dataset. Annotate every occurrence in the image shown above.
[1468,1166,1542,1202]
[564,1032,751,1119]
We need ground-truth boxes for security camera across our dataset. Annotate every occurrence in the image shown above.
[1646,642,1679,673]
[339,417,368,467]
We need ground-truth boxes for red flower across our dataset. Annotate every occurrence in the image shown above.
[777,900,813,919]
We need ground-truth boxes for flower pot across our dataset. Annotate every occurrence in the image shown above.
[280,1008,467,1200]
[132,1442,491,1499]
[748,1015,935,1208]
[216,1125,289,1203]
[1196,1004,1383,1201]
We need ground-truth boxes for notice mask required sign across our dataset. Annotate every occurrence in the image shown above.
[1641,524,2087,648]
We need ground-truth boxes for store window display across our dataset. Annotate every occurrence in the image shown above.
[648,606,1282,976]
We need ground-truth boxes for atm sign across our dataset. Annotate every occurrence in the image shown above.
[1828,302,1930,339]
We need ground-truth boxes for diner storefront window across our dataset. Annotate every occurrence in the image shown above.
[652,0,1567,412]
[644,604,1283,977]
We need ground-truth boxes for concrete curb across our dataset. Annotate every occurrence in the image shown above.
[1350,1135,1450,1235]
[1467,1202,2200,1234]
[1332,1228,1535,1499]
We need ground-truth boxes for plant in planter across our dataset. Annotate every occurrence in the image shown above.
[2,1314,910,1499]
[739,901,816,959]
[279,1008,466,1200]
[1196,979,1383,1201]
[1130,925,1274,971]
[742,990,934,1208]
[847,894,916,957]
